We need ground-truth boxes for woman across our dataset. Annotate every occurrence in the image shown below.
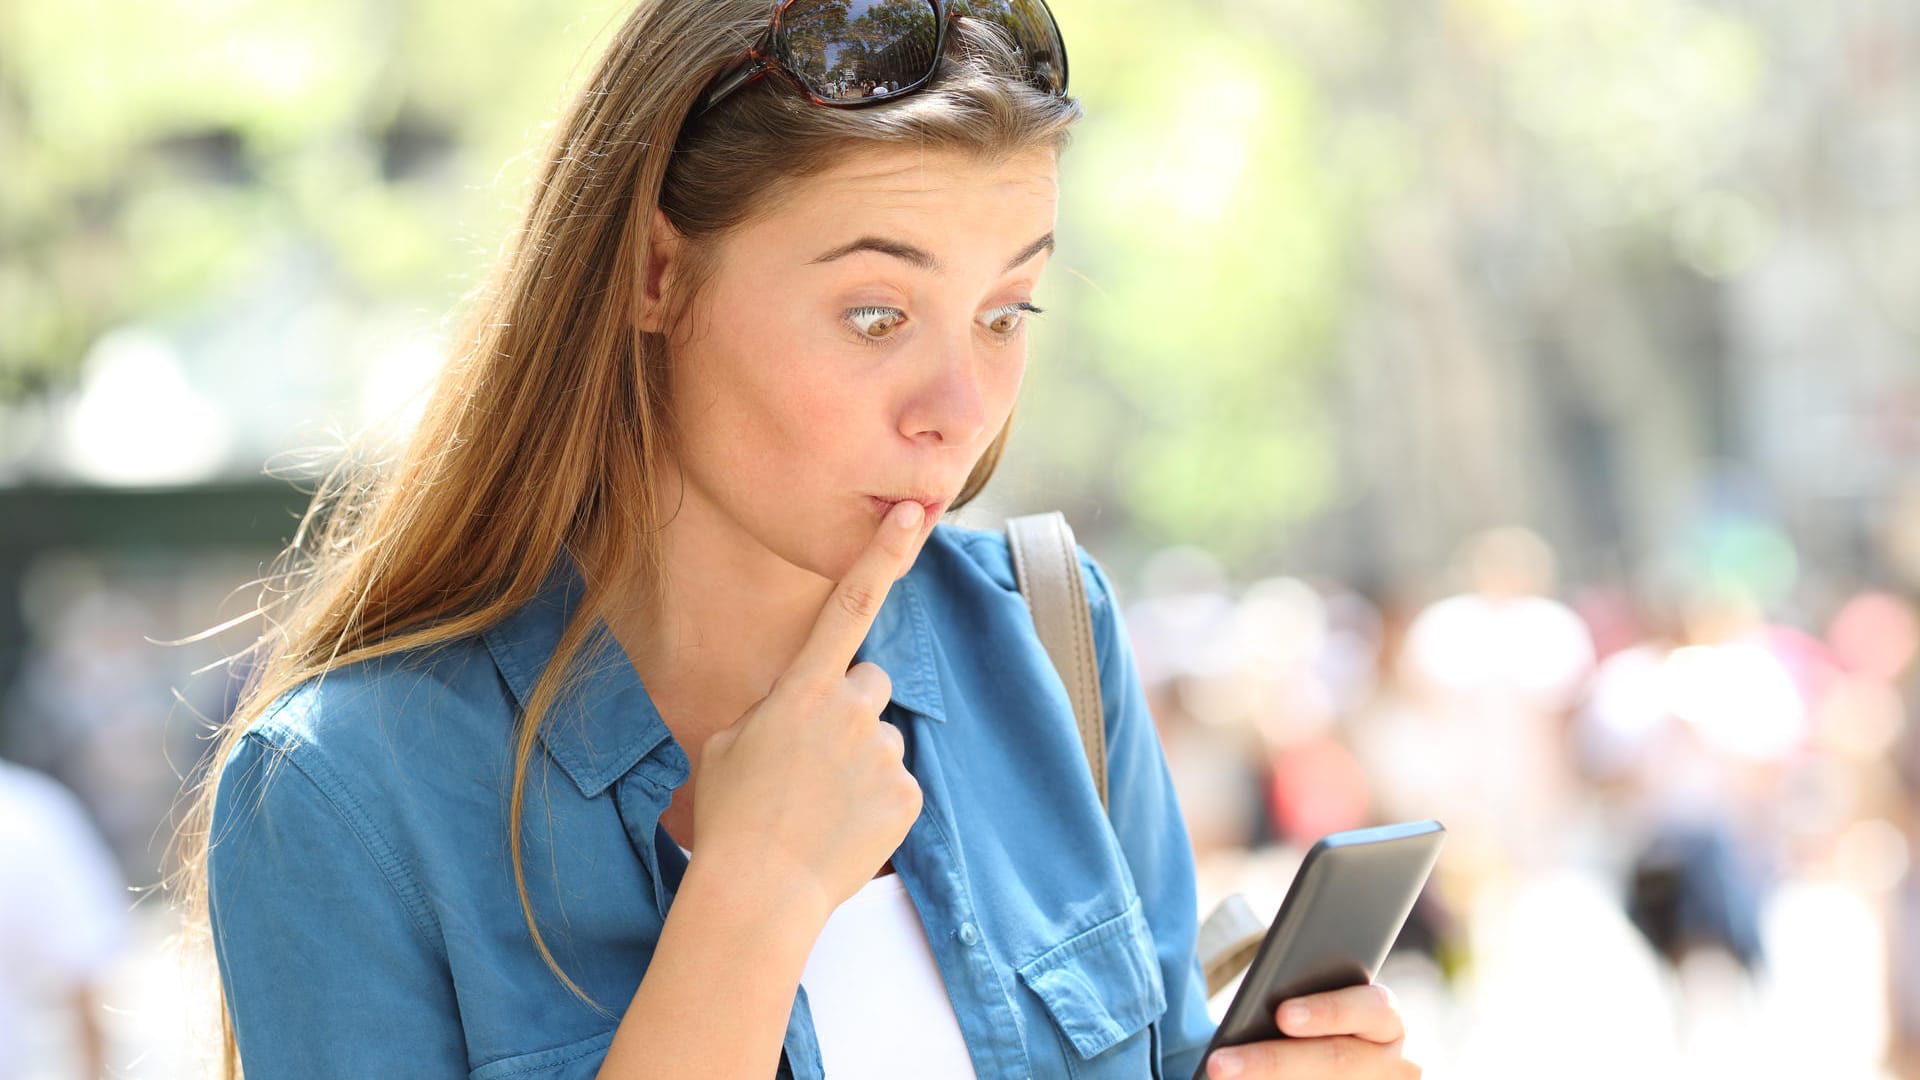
[178,1,1419,1077]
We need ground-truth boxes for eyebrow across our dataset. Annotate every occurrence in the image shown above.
[807,232,1055,275]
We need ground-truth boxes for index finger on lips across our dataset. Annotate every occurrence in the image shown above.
[1276,983,1405,1043]
[788,499,926,681]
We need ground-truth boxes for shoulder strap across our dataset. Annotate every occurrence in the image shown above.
[1005,511,1107,813]
[1007,510,1267,1000]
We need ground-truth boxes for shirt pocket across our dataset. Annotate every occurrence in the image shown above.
[468,1027,616,1080]
[1015,894,1168,1079]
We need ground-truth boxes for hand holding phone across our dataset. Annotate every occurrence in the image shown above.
[1191,819,1446,1080]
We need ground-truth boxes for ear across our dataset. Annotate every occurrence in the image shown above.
[637,207,685,335]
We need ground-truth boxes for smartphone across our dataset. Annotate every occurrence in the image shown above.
[1190,819,1447,1080]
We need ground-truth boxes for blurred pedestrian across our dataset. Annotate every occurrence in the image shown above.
[1397,526,1596,875]
[0,756,128,1080]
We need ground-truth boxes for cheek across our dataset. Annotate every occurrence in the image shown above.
[975,350,1028,447]
[995,351,1029,410]
[764,366,877,484]
[683,315,864,479]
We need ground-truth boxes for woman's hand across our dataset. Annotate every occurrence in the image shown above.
[1203,984,1420,1079]
[691,499,929,923]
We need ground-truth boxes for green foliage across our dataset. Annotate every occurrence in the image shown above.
[0,0,630,396]
[1028,0,1363,559]
[0,0,1782,571]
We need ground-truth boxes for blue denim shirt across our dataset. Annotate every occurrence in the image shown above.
[208,523,1217,1079]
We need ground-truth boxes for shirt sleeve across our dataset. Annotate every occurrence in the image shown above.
[1081,551,1219,1080]
[208,731,469,1078]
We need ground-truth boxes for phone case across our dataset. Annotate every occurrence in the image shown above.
[1190,819,1447,1080]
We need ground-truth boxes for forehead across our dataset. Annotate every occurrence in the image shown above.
[742,145,1060,255]
[805,144,1059,200]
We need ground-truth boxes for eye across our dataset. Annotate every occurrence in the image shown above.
[845,306,906,343]
[982,302,1045,337]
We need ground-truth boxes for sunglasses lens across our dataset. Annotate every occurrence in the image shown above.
[963,0,1068,95]
[780,0,942,103]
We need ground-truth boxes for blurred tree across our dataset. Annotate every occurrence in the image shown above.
[5,0,1915,595]
[0,0,633,401]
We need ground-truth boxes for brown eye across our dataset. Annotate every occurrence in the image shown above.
[982,302,1043,337]
[846,306,905,342]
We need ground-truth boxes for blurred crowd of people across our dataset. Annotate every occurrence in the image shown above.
[5,524,1920,1075]
[1128,524,1920,1076]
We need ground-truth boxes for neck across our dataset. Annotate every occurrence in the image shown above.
[587,486,836,740]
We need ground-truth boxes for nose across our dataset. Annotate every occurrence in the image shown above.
[900,334,991,447]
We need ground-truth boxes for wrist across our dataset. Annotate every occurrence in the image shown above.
[677,845,834,941]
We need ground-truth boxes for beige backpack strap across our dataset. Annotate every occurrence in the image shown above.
[1196,893,1267,998]
[1006,512,1265,998]
[1006,511,1107,813]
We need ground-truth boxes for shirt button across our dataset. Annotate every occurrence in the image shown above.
[958,922,980,946]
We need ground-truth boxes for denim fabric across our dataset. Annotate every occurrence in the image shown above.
[208,523,1217,1079]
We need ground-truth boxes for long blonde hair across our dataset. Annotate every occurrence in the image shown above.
[171,0,1081,1074]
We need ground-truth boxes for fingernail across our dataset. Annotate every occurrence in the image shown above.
[1209,1049,1243,1078]
[1284,1002,1311,1030]
[893,501,924,529]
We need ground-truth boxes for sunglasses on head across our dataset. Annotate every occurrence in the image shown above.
[692,0,1069,119]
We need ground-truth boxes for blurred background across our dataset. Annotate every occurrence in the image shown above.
[2,0,1918,1076]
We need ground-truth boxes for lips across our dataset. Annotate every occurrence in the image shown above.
[868,494,948,520]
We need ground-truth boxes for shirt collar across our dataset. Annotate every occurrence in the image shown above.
[480,547,949,799]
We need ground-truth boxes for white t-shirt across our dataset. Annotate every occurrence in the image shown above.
[0,762,129,1078]
[677,845,976,1078]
